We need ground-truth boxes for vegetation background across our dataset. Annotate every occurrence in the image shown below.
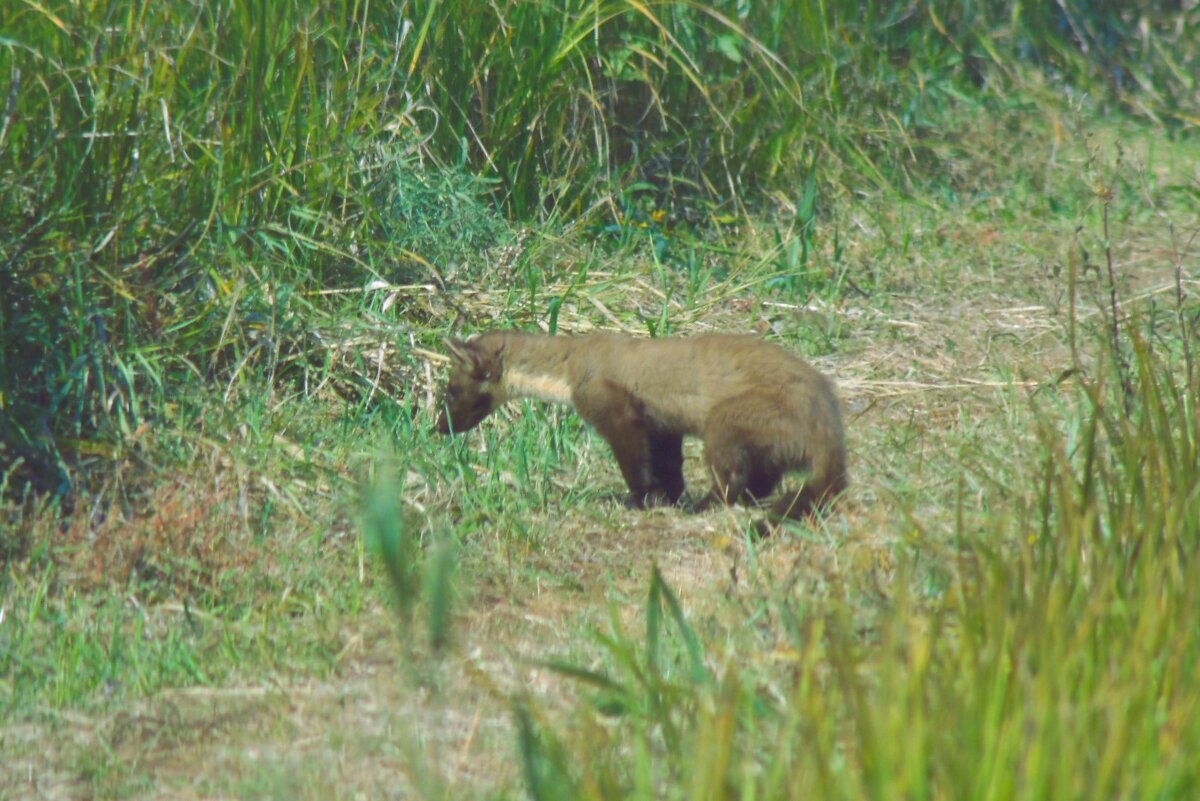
[1,1,1198,798]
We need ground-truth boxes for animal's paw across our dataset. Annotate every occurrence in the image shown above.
[624,489,674,509]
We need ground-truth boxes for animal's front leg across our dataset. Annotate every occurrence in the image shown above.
[609,431,672,509]
[575,378,669,508]
[592,410,665,507]
[648,433,685,504]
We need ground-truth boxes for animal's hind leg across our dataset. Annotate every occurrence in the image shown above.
[696,393,788,511]
[746,465,783,501]
[696,432,753,510]
[698,444,785,511]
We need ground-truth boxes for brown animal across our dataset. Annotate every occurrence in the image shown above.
[437,331,847,520]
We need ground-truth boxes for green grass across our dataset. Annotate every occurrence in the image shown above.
[3,1,1200,798]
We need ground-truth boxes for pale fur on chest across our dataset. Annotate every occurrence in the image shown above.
[500,366,573,405]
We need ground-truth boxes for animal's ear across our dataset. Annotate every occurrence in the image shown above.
[444,336,498,380]
[444,337,473,367]
[476,341,505,382]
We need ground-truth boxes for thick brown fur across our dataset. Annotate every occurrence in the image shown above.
[437,331,848,521]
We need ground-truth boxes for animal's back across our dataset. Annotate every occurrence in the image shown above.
[588,334,834,433]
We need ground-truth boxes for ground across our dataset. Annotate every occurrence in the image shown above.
[3,123,1198,800]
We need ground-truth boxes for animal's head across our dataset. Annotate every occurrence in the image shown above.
[436,335,506,434]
